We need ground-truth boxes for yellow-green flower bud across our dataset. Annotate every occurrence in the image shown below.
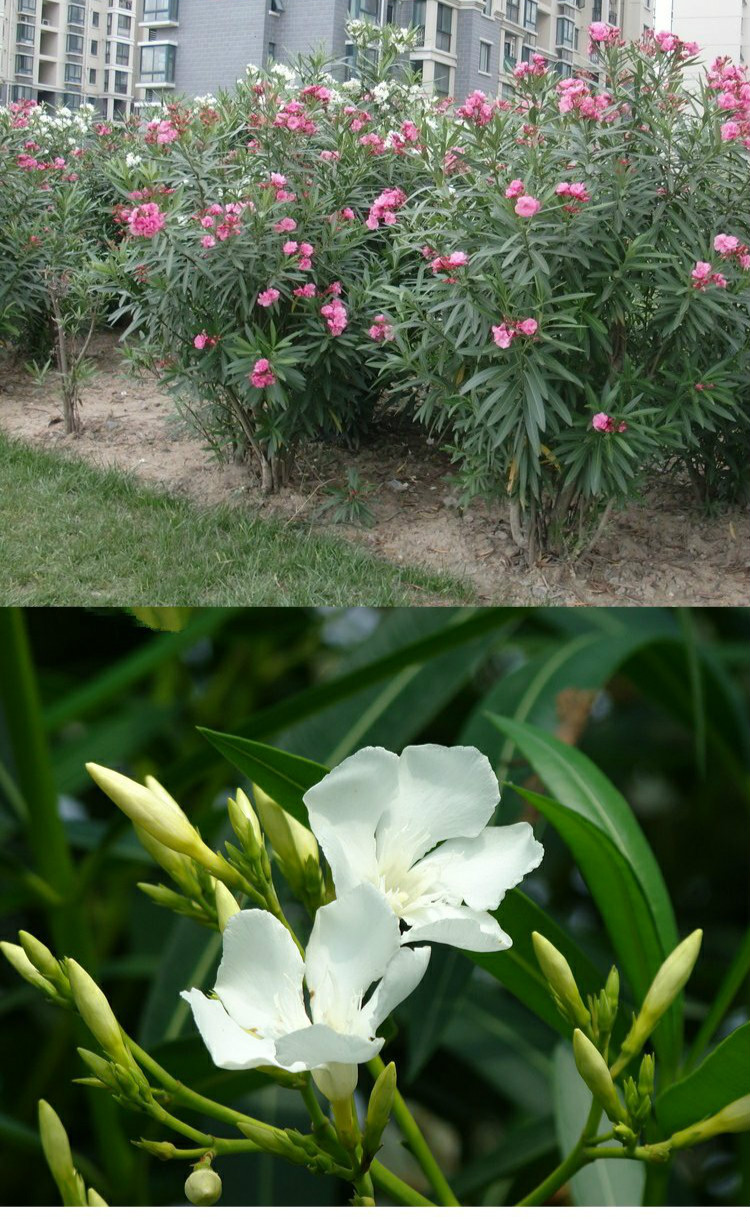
[87,1187,109,1206]
[230,788,262,845]
[573,1029,628,1124]
[185,1166,223,1206]
[66,960,128,1066]
[77,1047,118,1089]
[670,1094,750,1149]
[638,1054,655,1098]
[134,824,202,899]
[38,1100,87,1207]
[86,764,212,866]
[621,930,703,1062]
[214,880,240,932]
[1,941,58,1000]
[364,1061,397,1161]
[531,932,591,1029]
[253,785,319,870]
[18,932,68,991]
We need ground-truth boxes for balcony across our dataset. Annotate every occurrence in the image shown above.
[139,0,179,24]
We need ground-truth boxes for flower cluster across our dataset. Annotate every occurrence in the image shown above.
[492,317,539,349]
[513,53,548,80]
[125,202,166,238]
[690,261,728,291]
[365,186,407,230]
[430,250,469,277]
[708,57,750,146]
[274,99,318,135]
[250,358,276,388]
[368,313,394,342]
[588,22,622,51]
[592,412,627,433]
[714,233,750,270]
[321,299,348,336]
[558,78,615,121]
[144,119,179,145]
[456,90,495,126]
[193,331,219,350]
[555,181,591,204]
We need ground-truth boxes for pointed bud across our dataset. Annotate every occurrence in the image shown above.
[605,965,619,1009]
[66,960,128,1065]
[670,1094,750,1149]
[87,1187,109,1206]
[532,933,591,1029]
[253,785,319,871]
[573,1029,627,1124]
[77,1047,118,1090]
[1,941,58,1000]
[621,931,703,1061]
[87,764,211,865]
[185,1166,223,1205]
[363,1060,396,1162]
[638,1054,654,1098]
[38,1100,87,1207]
[214,881,240,932]
[230,788,262,846]
[18,932,68,992]
[134,824,203,898]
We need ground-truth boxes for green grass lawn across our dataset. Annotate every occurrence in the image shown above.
[0,436,472,606]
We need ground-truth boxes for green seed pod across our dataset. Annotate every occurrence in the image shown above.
[185,1166,223,1206]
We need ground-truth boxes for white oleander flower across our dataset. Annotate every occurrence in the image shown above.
[125,152,142,167]
[182,883,429,1101]
[305,745,544,952]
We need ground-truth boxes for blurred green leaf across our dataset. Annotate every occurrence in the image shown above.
[449,1116,557,1200]
[656,1023,750,1136]
[199,733,325,826]
[553,1042,645,1205]
[139,919,221,1048]
[403,947,474,1082]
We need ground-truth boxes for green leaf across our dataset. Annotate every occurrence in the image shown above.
[199,731,326,826]
[656,1023,750,1136]
[449,1117,557,1200]
[509,782,677,1073]
[553,1043,645,1205]
[139,918,221,1047]
[488,717,678,959]
[402,946,474,1082]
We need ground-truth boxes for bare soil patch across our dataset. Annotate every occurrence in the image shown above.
[2,333,747,607]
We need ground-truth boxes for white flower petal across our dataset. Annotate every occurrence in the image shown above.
[361,945,431,1033]
[214,910,308,1038]
[377,745,500,869]
[275,1022,382,1070]
[305,747,400,892]
[420,822,544,911]
[401,903,512,952]
[306,883,400,1027]
[181,988,281,1070]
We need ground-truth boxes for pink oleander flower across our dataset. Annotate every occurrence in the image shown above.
[517,318,538,336]
[321,300,348,336]
[492,324,514,350]
[592,412,614,432]
[691,260,727,291]
[298,258,313,271]
[127,202,166,238]
[456,90,495,126]
[319,150,340,161]
[714,233,740,255]
[299,242,314,258]
[250,358,276,388]
[258,288,281,307]
[515,195,541,218]
[194,332,209,350]
[294,283,317,298]
[556,181,590,202]
[365,187,407,231]
[505,179,525,198]
[282,240,299,255]
[201,235,216,248]
[274,217,297,233]
[368,314,394,342]
[654,30,679,53]
[589,22,620,47]
[340,207,356,221]
[431,251,469,275]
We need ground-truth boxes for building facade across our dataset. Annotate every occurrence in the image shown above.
[1,0,655,112]
[671,0,749,72]
[0,0,136,115]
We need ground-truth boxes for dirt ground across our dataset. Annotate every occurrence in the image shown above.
[1,334,748,606]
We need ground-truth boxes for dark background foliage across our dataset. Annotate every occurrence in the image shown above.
[0,606,748,1206]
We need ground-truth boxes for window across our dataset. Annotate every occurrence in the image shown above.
[18,0,37,12]
[12,84,36,100]
[436,3,452,52]
[63,91,82,105]
[411,59,423,80]
[17,23,36,43]
[65,61,82,82]
[412,0,425,45]
[139,42,175,83]
[483,0,493,13]
[113,69,127,92]
[68,4,85,25]
[15,53,34,74]
[117,13,131,34]
[479,40,491,73]
[66,33,84,52]
[433,60,450,96]
[556,17,573,47]
[89,67,97,82]
[91,38,98,52]
[523,0,537,31]
[92,10,100,26]
[267,40,276,61]
[269,0,283,12]
[592,0,602,18]
[115,41,129,64]
[106,14,112,33]
[505,0,519,22]
[143,0,179,20]
[501,82,515,101]
[504,35,517,66]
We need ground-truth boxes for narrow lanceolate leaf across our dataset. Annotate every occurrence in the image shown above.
[509,783,678,1074]
[656,1023,750,1136]
[199,732,326,827]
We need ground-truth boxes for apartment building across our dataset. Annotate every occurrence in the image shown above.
[671,0,749,71]
[0,0,136,115]
[131,0,654,108]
